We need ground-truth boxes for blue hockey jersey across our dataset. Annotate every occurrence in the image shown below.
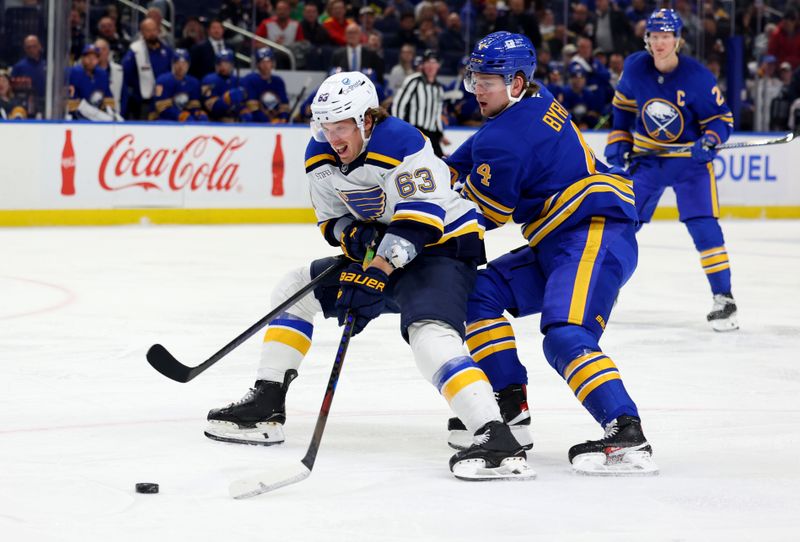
[447,85,636,247]
[153,72,203,121]
[67,65,114,117]
[608,51,734,157]
[241,72,289,122]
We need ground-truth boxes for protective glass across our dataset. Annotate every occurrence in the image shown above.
[310,119,359,143]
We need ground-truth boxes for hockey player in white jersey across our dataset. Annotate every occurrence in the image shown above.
[205,71,534,481]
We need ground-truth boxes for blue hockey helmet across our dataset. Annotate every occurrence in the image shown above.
[645,9,683,37]
[255,47,274,63]
[215,49,235,64]
[466,31,537,86]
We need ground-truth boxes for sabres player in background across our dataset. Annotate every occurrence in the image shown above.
[67,44,117,121]
[204,71,535,481]
[152,49,208,122]
[605,9,738,331]
[446,31,658,475]
[201,49,252,122]
[242,48,290,123]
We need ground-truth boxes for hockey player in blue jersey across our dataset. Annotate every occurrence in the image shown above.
[605,9,738,331]
[204,71,534,481]
[152,49,208,122]
[201,50,252,122]
[242,48,290,123]
[67,44,116,121]
[446,31,657,475]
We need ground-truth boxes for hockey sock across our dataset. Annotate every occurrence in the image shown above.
[685,217,732,294]
[543,324,638,426]
[465,317,528,391]
[257,265,323,382]
[409,320,501,433]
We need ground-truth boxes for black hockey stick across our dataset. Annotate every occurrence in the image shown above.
[146,256,345,383]
[629,128,798,160]
[229,311,356,498]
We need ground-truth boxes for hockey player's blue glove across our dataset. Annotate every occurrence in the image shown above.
[224,88,245,107]
[336,264,388,335]
[340,221,385,262]
[605,140,633,168]
[691,133,719,164]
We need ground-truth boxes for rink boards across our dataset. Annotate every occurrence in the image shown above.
[0,121,797,226]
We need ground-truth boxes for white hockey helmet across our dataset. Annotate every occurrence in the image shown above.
[310,71,379,143]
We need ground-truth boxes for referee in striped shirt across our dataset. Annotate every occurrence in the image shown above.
[391,50,449,157]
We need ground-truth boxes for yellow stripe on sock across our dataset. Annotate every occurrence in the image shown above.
[441,367,489,402]
[264,327,312,355]
[576,372,622,402]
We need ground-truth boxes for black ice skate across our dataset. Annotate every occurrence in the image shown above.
[707,292,739,332]
[568,415,658,476]
[447,384,533,451]
[204,370,297,446]
[449,420,535,480]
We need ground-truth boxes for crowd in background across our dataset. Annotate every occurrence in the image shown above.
[0,0,799,130]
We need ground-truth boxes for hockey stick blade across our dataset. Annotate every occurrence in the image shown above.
[229,463,311,499]
[145,257,344,383]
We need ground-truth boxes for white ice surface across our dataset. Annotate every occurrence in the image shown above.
[1,220,799,542]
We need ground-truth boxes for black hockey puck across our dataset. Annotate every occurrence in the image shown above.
[135,482,159,494]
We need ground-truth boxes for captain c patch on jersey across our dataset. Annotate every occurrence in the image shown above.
[641,98,684,143]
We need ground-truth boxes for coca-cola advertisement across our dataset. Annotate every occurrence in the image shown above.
[42,123,312,209]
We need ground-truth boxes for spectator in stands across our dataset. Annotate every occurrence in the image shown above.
[389,12,421,49]
[201,50,251,122]
[561,62,607,130]
[768,9,800,70]
[608,52,624,88]
[67,45,116,121]
[177,16,206,51]
[702,14,726,62]
[256,0,305,46]
[626,0,649,26]
[332,23,385,80]
[387,43,416,92]
[568,3,592,39]
[416,19,440,53]
[439,13,466,57]
[10,35,45,117]
[254,0,272,26]
[592,0,634,56]
[301,4,330,46]
[243,48,290,123]
[323,0,353,46]
[153,49,207,122]
[190,20,230,81]
[500,0,542,48]
[219,0,250,47]
[95,38,126,118]
[96,16,129,63]
[123,17,174,120]
[751,55,784,131]
[675,0,701,55]
[572,36,613,105]
[545,68,565,104]
[69,8,86,63]
[146,6,173,47]
[477,2,501,39]
[377,0,415,41]
[0,71,28,120]
[359,7,381,42]
[392,50,448,156]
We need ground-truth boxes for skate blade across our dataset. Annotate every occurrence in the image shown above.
[447,426,534,451]
[571,451,659,477]
[205,421,285,446]
[710,314,739,332]
[453,457,537,481]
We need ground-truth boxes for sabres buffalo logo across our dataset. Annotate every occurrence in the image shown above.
[174,92,189,110]
[260,91,280,110]
[89,90,105,107]
[641,98,684,142]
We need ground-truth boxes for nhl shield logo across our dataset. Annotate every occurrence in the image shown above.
[641,98,684,143]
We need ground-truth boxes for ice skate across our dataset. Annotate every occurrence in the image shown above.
[205,370,297,446]
[707,293,738,332]
[447,384,533,451]
[450,420,536,480]
[568,415,658,476]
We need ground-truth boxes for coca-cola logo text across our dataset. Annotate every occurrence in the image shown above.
[99,134,246,192]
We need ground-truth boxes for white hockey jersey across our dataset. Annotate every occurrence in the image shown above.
[305,116,484,261]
